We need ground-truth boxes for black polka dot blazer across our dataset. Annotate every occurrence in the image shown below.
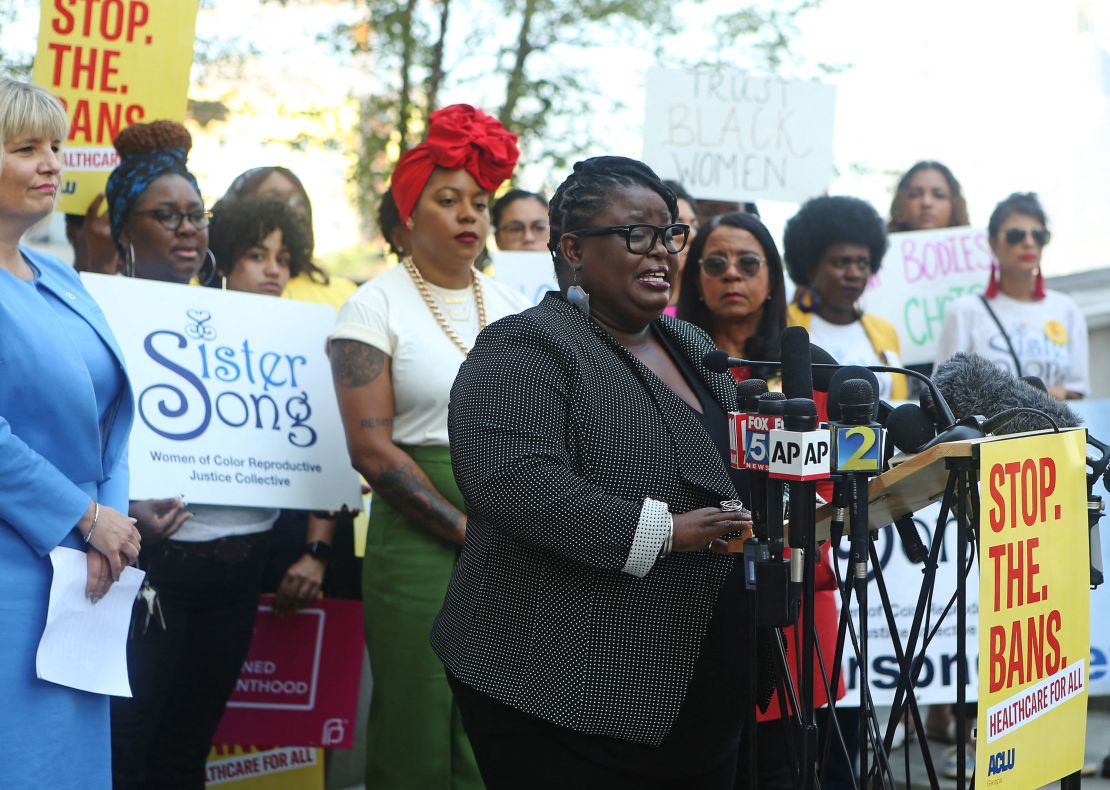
[432,293,744,746]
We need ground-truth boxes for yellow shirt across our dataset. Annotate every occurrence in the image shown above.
[283,270,359,311]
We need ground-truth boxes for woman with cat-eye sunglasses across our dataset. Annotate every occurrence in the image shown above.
[935,192,1088,401]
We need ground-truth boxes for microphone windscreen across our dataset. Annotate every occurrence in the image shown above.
[827,366,879,421]
[1021,375,1048,393]
[737,378,769,412]
[887,403,937,454]
[784,397,818,419]
[810,344,838,393]
[703,349,730,373]
[781,326,813,400]
[932,353,1082,434]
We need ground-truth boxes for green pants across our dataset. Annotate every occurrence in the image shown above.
[363,445,483,790]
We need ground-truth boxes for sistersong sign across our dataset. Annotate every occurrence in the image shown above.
[83,274,360,510]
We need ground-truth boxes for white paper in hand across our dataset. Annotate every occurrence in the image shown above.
[36,546,145,697]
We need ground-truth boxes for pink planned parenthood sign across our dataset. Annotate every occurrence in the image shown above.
[213,596,364,749]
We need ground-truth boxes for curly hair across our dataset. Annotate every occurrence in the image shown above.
[887,161,969,231]
[987,192,1048,238]
[675,212,786,379]
[547,156,677,280]
[205,197,312,286]
[783,195,888,287]
[114,119,192,156]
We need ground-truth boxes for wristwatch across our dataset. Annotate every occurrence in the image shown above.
[304,540,333,561]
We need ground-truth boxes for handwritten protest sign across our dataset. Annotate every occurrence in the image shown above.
[32,0,199,214]
[860,226,992,366]
[642,68,836,203]
[976,429,1088,785]
[82,274,360,510]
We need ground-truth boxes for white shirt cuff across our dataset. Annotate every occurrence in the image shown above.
[622,498,672,578]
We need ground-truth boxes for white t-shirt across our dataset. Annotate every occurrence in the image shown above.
[807,314,894,401]
[173,505,280,542]
[328,265,531,446]
[935,290,1089,395]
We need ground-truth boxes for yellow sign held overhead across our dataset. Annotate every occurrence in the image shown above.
[32,0,199,214]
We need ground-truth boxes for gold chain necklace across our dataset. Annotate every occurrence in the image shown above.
[402,257,487,356]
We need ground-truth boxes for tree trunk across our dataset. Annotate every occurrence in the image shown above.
[426,0,452,114]
[397,0,420,151]
[499,0,539,129]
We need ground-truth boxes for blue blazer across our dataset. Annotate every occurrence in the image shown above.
[0,247,133,556]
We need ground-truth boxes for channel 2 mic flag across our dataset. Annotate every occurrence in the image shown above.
[832,424,883,473]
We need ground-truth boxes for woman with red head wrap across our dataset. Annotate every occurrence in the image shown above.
[328,104,530,789]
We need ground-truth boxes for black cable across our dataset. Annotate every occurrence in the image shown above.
[985,406,1060,434]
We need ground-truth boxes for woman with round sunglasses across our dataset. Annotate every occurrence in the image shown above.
[674,211,785,383]
[935,192,1087,400]
[434,156,757,788]
[783,195,907,401]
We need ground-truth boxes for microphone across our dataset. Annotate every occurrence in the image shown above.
[703,342,839,392]
[827,366,880,423]
[706,350,958,431]
[1021,375,1048,393]
[887,402,937,455]
[831,379,884,475]
[933,353,1081,434]
[729,378,768,469]
[780,326,813,400]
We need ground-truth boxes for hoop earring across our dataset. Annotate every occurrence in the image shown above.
[199,249,219,286]
[125,242,136,279]
[566,267,590,317]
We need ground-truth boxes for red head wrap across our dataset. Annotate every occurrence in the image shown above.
[390,104,520,222]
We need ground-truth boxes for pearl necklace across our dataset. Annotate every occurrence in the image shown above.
[402,257,487,356]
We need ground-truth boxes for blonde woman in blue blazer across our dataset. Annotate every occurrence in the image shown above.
[0,78,141,789]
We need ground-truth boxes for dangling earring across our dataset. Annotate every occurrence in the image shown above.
[199,249,219,286]
[220,275,227,291]
[984,261,1000,299]
[405,217,415,232]
[795,285,820,313]
[567,267,590,317]
[125,242,136,278]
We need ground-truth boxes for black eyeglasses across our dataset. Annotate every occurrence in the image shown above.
[567,223,690,255]
[701,254,765,278]
[1004,227,1051,246]
[133,207,212,231]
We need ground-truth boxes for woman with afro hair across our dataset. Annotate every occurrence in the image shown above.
[783,195,907,400]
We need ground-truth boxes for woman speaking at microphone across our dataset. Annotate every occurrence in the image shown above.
[329,104,529,789]
[434,155,755,788]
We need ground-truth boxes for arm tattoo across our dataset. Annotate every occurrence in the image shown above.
[373,461,462,539]
[331,340,386,388]
[360,417,394,429]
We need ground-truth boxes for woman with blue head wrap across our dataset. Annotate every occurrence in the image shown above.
[105,120,212,283]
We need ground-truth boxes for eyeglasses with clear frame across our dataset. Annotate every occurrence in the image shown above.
[132,207,212,232]
[567,223,690,255]
[499,220,550,239]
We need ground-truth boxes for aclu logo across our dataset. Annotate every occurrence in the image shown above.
[321,718,347,746]
[987,747,1015,776]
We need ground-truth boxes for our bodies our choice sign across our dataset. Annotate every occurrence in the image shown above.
[642,68,836,203]
[32,0,199,214]
[82,274,360,510]
[861,226,992,366]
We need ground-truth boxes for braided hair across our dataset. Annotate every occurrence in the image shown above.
[547,156,677,284]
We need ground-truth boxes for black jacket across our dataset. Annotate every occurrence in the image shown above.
[432,293,742,746]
